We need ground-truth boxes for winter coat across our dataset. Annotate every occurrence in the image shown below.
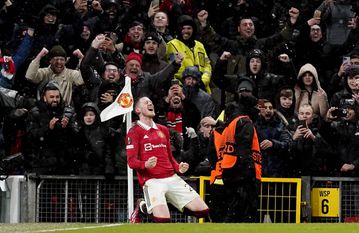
[255,115,292,177]
[294,63,329,119]
[24,101,79,175]
[77,103,114,176]
[25,59,84,106]
[166,38,212,93]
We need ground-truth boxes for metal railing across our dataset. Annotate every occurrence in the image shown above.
[198,176,302,223]
[2,175,359,223]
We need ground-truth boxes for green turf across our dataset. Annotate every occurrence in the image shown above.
[1,223,359,233]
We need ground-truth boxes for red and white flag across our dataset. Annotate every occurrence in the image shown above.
[100,76,133,122]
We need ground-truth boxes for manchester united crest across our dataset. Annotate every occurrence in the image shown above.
[157,131,165,138]
[117,93,133,108]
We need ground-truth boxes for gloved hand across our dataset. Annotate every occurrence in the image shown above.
[185,127,197,139]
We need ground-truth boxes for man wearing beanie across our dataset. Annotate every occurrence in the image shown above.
[166,15,212,94]
[142,32,168,75]
[26,45,84,106]
[122,51,184,104]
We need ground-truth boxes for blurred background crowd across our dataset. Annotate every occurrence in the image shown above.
[1,0,359,179]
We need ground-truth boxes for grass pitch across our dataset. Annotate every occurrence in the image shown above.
[0,223,359,233]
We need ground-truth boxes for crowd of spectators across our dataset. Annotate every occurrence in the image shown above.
[1,0,359,179]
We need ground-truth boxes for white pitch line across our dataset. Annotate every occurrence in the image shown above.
[30,223,124,233]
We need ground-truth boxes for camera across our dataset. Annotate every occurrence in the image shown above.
[331,108,348,118]
[63,105,75,119]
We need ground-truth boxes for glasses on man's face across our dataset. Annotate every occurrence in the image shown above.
[105,68,119,73]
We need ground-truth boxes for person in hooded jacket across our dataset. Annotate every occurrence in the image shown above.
[77,102,114,176]
[197,7,300,76]
[165,15,212,94]
[294,63,329,120]
[31,4,83,60]
[182,66,218,119]
[213,49,292,103]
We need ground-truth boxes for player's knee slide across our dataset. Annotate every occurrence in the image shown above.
[184,208,209,218]
[153,216,171,223]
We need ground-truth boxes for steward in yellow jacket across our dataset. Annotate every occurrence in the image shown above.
[165,15,212,94]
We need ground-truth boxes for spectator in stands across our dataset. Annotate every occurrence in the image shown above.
[326,97,359,176]
[315,0,357,48]
[255,99,292,177]
[290,103,329,176]
[156,79,206,150]
[141,32,167,74]
[295,22,330,89]
[24,81,79,175]
[330,62,359,107]
[147,10,173,58]
[0,28,34,89]
[25,45,84,106]
[87,0,129,40]
[329,53,359,99]
[197,7,300,75]
[31,4,83,59]
[182,66,218,119]
[77,102,114,176]
[274,86,297,129]
[0,86,36,157]
[181,116,217,176]
[294,63,329,120]
[123,51,183,102]
[213,49,291,104]
[120,20,145,55]
[330,65,359,108]
[151,11,173,43]
[80,34,122,103]
[166,15,212,93]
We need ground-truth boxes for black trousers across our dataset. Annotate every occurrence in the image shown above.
[223,178,260,223]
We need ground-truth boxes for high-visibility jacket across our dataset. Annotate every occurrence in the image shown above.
[166,38,212,94]
[210,115,262,184]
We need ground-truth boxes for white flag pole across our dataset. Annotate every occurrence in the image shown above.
[126,109,134,220]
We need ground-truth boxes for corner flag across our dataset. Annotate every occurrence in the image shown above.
[100,76,133,122]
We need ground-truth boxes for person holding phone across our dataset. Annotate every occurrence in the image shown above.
[290,104,328,176]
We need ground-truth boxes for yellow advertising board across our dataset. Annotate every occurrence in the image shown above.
[311,188,340,217]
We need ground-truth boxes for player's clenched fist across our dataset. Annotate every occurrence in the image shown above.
[179,162,189,174]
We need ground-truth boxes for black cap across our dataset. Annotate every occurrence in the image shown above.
[144,32,161,44]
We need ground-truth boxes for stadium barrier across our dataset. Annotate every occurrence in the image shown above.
[24,174,195,223]
[198,176,302,223]
[2,175,359,223]
[306,176,359,223]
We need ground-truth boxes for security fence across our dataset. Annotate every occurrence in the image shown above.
[24,175,195,223]
[2,175,359,223]
[198,176,302,223]
[308,177,359,223]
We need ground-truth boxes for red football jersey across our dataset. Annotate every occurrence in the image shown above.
[126,121,180,187]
